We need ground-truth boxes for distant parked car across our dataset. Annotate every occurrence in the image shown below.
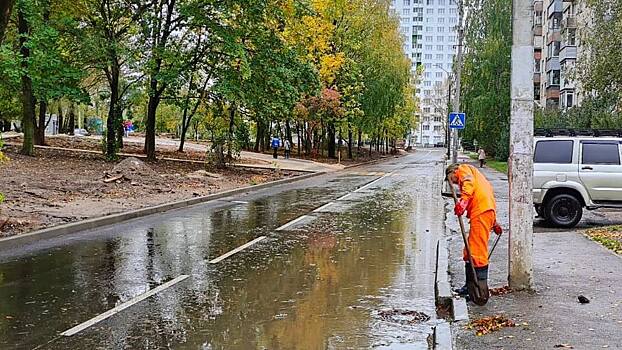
[74,128,90,136]
[434,142,445,148]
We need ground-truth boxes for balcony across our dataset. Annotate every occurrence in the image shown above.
[534,35,544,49]
[562,16,577,30]
[534,0,543,12]
[559,45,577,63]
[534,73,541,84]
[546,85,560,100]
[546,56,560,72]
[547,30,561,44]
[534,24,543,36]
[547,0,562,18]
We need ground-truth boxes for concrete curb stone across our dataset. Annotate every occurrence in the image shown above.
[0,171,323,250]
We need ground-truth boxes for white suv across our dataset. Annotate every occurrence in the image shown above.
[533,131,622,228]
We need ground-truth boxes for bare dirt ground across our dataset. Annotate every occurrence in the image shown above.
[6,136,270,165]
[0,146,301,237]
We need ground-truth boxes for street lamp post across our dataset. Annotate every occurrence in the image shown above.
[435,64,452,159]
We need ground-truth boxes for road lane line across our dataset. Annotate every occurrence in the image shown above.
[231,200,249,204]
[313,202,334,212]
[275,215,311,231]
[209,236,267,264]
[354,171,394,193]
[61,275,190,337]
[336,193,351,201]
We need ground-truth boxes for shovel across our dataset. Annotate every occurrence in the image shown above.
[447,178,490,306]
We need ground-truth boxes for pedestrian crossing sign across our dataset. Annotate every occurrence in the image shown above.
[449,112,466,129]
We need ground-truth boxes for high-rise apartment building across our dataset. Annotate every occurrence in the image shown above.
[534,0,586,110]
[390,0,458,147]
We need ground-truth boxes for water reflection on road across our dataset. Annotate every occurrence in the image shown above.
[0,151,446,349]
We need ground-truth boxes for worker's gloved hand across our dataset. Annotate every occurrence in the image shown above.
[493,222,503,235]
[454,199,469,216]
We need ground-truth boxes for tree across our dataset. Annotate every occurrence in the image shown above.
[0,0,16,45]
[460,0,512,160]
[580,0,622,105]
[80,0,147,160]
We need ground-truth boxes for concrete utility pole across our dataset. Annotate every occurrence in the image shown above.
[508,0,535,290]
[452,0,464,164]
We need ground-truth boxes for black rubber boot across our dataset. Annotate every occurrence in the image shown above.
[465,263,490,305]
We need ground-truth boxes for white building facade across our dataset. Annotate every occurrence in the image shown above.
[390,0,458,147]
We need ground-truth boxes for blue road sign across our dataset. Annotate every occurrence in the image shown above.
[449,112,466,130]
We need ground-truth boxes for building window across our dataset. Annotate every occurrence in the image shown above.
[434,116,442,122]
[403,9,410,15]
[426,36,433,42]
[425,54,432,59]
[423,125,430,131]
[425,45,433,50]
[534,85,541,100]
[567,29,576,46]
[437,36,444,42]
[438,18,445,24]
[436,54,443,60]
[423,107,431,113]
[427,8,434,14]
[439,0,445,4]
[426,26,433,32]
[426,0,434,5]
[449,8,457,14]
[566,93,574,108]
[424,89,432,95]
[436,72,443,78]
[404,0,410,5]
[449,17,457,24]
[549,70,560,85]
[434,125,442,132]
[449,36,456,42]
[424,80,432,86]
[535,59,541,73]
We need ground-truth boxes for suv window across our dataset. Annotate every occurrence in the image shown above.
[582,142,621,165]
[534,140,573,163]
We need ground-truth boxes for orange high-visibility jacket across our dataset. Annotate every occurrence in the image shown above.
[455,164,496,219]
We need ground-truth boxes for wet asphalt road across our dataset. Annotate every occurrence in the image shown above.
[0,150,447,349]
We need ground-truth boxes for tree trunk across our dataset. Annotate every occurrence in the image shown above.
[34,100,47,145]
[347,124,353,159]
[18,8,35,155]
[106,64,120,160]
[357,128,362,155]
[2,119,10,132]
[68,103,75,135]
[227,105,235,159]
[0,0,15,45]
[327,121,336,158]
[57,104,65,134]
[116,115,124,149]
[144,76,160,161]
[296,122,301,157]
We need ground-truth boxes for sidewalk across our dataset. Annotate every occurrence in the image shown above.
[446,161,622,349]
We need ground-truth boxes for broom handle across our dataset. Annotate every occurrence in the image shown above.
[448,178,482,299]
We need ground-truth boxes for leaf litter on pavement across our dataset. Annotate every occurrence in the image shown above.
[467,315,515,336]
[490,285,512,296]
[585,225,622,254]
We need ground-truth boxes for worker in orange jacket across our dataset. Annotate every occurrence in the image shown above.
[446,163,502,297]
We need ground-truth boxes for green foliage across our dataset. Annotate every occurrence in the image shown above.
[535,94,622,129]
[461,0,512,161]
[580,0,622,107]
[235,120,252,150]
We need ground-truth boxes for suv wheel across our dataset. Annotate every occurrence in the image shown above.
[545,194,583,228]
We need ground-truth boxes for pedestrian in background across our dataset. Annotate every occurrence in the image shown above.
[478,148,486,168]
[271,135,280,159]
[284,139,291,159]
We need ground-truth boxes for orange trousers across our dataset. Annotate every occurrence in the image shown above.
[462,210,496,268]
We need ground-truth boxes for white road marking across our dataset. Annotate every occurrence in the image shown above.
[209,236,267,264]
[275,215,312,231]
[313,202,334,212]
[231,200,249,204]
[354,171,394,193]
[61,275,190,337]
[336,193,352,201]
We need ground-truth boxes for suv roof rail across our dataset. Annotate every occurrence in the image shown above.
[534,128,622,137]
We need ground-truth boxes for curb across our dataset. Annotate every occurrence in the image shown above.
[432,321,452,350]
[0,171,324,250]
